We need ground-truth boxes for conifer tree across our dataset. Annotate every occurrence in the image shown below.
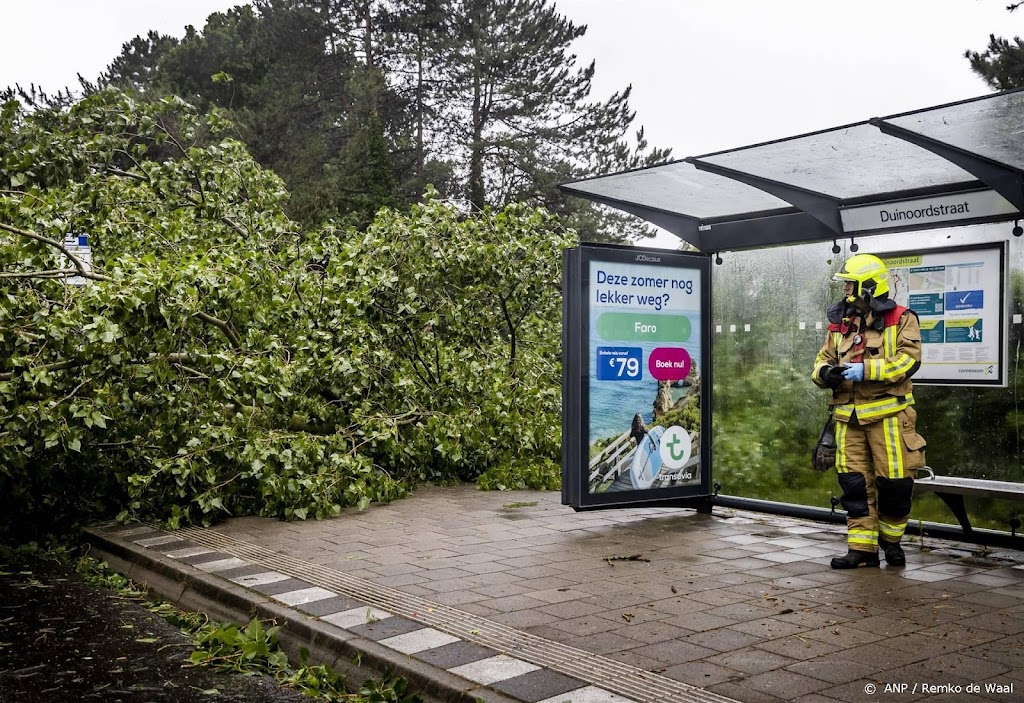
[97,0,668,241]
[431,0,670,241]
[99,0,416,227]
[965,3,1024,89]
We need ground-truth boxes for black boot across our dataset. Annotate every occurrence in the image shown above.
[830,550,880,569]
[879,539,906,566]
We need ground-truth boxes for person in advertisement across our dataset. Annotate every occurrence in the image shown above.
[811,254,928,569]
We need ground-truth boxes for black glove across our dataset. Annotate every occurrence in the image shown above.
[821,365,846,390]
[812,435,837,472]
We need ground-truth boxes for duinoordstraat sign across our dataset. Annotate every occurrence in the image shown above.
[841,190,1018,234]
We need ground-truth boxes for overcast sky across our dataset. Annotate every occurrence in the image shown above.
[1,0,1018,244]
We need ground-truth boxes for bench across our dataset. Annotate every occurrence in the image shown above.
[914,466,1024,536]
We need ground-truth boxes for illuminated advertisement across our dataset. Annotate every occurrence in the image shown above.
[562,244,712,510]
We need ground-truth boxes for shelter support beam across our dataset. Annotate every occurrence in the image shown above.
[556,189,705,249]
[697,212,838,252]
[688,157,845,234]
[871,118,1024,214]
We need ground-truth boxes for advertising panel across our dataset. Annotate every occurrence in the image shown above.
[562,244,712,510]
[880,242,1006,386]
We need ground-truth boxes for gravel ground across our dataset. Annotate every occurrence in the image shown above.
[0,558,311,703]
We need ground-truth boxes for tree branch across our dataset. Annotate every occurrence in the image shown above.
[53,379,91,406]
[495,291,518,373]
[107,166,248,238]
[105,166,148,183]
[0,359,83,382]
[195,311,242,349]
[0,222,110,282]
[155,117,190,157]
[0,352,192,382]
[0,268,78,279]
[172,363,211,380]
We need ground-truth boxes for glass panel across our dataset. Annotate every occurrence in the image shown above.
[710,221,1023,532]
[561,161,790,220]
[886,91,1024,171]
[700,123,976,200]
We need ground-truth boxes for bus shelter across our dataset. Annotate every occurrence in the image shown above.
[559,89,1024,541]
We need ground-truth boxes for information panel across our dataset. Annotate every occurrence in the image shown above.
[880,242,1006,386]
[562,244,712,510]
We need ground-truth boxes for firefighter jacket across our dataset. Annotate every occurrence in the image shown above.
[812,299,922,424]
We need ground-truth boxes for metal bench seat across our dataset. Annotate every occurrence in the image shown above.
[914,467,1024,536]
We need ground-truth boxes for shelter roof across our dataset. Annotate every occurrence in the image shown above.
[559,89,1024,252]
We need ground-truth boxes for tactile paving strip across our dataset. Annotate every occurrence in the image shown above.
[167,525,741,703]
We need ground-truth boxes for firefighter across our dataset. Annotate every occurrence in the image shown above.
[812,254,927,568]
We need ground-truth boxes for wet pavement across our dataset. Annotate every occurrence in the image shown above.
[86,485,1024,703]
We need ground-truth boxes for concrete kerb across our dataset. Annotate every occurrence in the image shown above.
[84,527,520,703]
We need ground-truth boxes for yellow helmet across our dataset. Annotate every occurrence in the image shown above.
[833,254,890,299]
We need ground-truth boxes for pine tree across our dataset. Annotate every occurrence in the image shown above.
[430,0,670,241]
[96,0,667,241]
[965,3,1024,89]
[102,31,182,92]
[98,0,418,227]
[383,0,455,195]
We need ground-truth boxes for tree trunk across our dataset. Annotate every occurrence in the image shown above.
[361,0,378,117]
[469,71,485,210]
[415,33,424,179]
[467,3,487,209]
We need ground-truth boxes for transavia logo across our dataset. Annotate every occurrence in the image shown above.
[636,254,662,263]
[659,425,692,469]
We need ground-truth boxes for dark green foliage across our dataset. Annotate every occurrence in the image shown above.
[965,3,1024,89]
[430,0,671,240]
[966,34,1024,89]
[95,0,669,240]
[712,356,831,501]
[99,1,411,227]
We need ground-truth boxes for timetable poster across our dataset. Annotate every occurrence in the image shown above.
[586,256,707,496]
[882,243,1006,386]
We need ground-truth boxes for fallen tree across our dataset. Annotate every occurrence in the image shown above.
[0,91,569,540]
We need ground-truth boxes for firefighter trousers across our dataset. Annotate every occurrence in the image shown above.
[834,407,926,553]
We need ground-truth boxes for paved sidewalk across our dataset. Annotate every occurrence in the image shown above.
[88,486,1024,703]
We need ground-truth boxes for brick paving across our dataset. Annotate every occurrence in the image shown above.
[93,485,1024,703]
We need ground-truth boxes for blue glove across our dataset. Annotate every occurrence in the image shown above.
[841,362,864,382]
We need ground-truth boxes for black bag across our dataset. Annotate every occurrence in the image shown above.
[812,414,836,472]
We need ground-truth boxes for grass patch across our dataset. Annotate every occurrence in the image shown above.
[76,557,421,702]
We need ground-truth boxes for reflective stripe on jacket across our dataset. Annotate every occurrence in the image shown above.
[811,305,921,424]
